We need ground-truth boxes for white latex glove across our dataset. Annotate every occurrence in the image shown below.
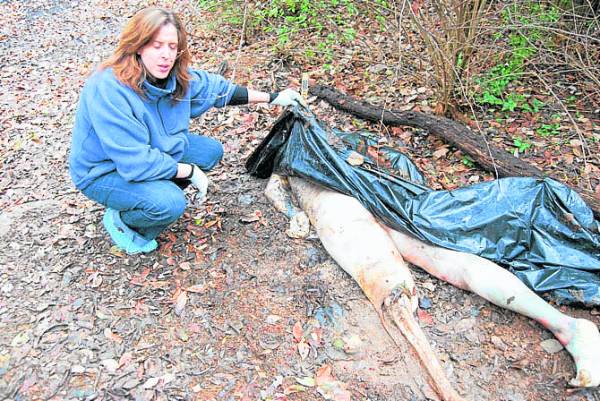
[271,89,307,108]
[189,165,209,203]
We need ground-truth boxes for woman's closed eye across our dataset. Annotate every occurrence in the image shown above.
[151,41,177,51]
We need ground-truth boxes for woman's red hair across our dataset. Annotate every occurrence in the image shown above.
[101,7,191,101]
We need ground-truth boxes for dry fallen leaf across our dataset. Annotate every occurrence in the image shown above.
[89,272,103,288]
[130,268,151,286]
[10,332,30,347]
[315,364,334,386]
[118,352,133,369]
[174,290,188,316]
[109,245,125,257]
[101,359,119,373]
[417,308,434,326]
[292,321,303,342]
[284,384,307,395]
[298,339,310,360]
[295,377,316,387]
[309,328,322,347]
[185,284,205,293]
[240,210,262,224]
[143,377,160,389]
[432,146,450,160]
[103,328,123,344]
[315,365,352,401]
[346,151,364,166]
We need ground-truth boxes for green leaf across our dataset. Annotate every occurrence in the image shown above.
[482,92,502,106]
[462,156,475,168]
[501,97,517,112]
[536,123,560,137]
[296,376,316,387]
[532,98,544,112]
[332,337,345,350]
[513,137,532,152]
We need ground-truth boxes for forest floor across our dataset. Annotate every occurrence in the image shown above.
[1,1,599,401]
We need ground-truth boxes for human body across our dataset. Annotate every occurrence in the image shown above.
[266,174,600,398]
[69,8,304,253]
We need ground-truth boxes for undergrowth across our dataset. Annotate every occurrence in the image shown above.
[475,2,560,113]
[198,0,390,71]
[470,1,596,156]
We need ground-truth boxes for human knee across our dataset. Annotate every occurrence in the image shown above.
[203,140,224,170]
[148,189,187,223]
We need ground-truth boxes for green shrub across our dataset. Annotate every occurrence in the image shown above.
[476,2,561,113]
[198,0,388,67]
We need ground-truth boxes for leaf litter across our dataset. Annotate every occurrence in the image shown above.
[0,1,598,401]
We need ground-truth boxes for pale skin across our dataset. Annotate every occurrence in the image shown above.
[266,174,600,398]
[136,22,279,180]
[386,222,600,388]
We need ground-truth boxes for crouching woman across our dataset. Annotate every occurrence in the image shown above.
[69,7,303,254]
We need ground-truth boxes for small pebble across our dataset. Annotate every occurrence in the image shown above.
[540,339,563,354]
[265,315,281,325]
[419,296,432,309]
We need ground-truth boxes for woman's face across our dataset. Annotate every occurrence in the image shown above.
[138,23,178,80]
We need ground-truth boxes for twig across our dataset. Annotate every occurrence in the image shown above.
[189,366,214,376]
[93,367,102,393]
[530,65,592,191]
[229,0,248,85]
[404,0,499,178]
[34,323,69,348]
[0,372,26,401]
[44,369,71,401]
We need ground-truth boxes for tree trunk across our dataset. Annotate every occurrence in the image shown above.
[309,84,600,218]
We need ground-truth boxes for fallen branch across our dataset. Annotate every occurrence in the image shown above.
[309,84,600,217]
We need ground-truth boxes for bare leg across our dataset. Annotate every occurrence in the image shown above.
[288,176,415,307]
[289,177,466,401]
[388,229,600,387]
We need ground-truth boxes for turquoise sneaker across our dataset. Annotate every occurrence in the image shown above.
[102,208,158,254]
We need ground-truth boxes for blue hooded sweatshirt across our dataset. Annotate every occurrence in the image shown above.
[69,68,236,190]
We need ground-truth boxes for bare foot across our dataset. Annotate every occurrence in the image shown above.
[286,211,310,238]
[564,319,600,387]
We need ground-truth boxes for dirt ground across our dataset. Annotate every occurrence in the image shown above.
[1,1,599,401]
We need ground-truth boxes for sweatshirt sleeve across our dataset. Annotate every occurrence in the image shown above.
[189,69,236,118]
[86,79,178,182]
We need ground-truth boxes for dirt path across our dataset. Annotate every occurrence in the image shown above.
[1,1,599,401]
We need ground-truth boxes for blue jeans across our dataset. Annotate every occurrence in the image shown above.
[82,134,223,240]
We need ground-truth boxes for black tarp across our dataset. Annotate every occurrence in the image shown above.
[246,106,600,306]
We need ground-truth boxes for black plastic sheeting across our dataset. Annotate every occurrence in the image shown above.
[246,106,600,306]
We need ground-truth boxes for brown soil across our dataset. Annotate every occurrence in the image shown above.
[1,1,599,401]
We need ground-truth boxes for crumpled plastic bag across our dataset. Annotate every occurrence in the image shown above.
[247,106,600,306]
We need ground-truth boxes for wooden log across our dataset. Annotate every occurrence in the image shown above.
[309,84,600,218]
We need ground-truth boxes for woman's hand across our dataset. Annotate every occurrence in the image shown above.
[271,89,307,107]
[189,165,209,203]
